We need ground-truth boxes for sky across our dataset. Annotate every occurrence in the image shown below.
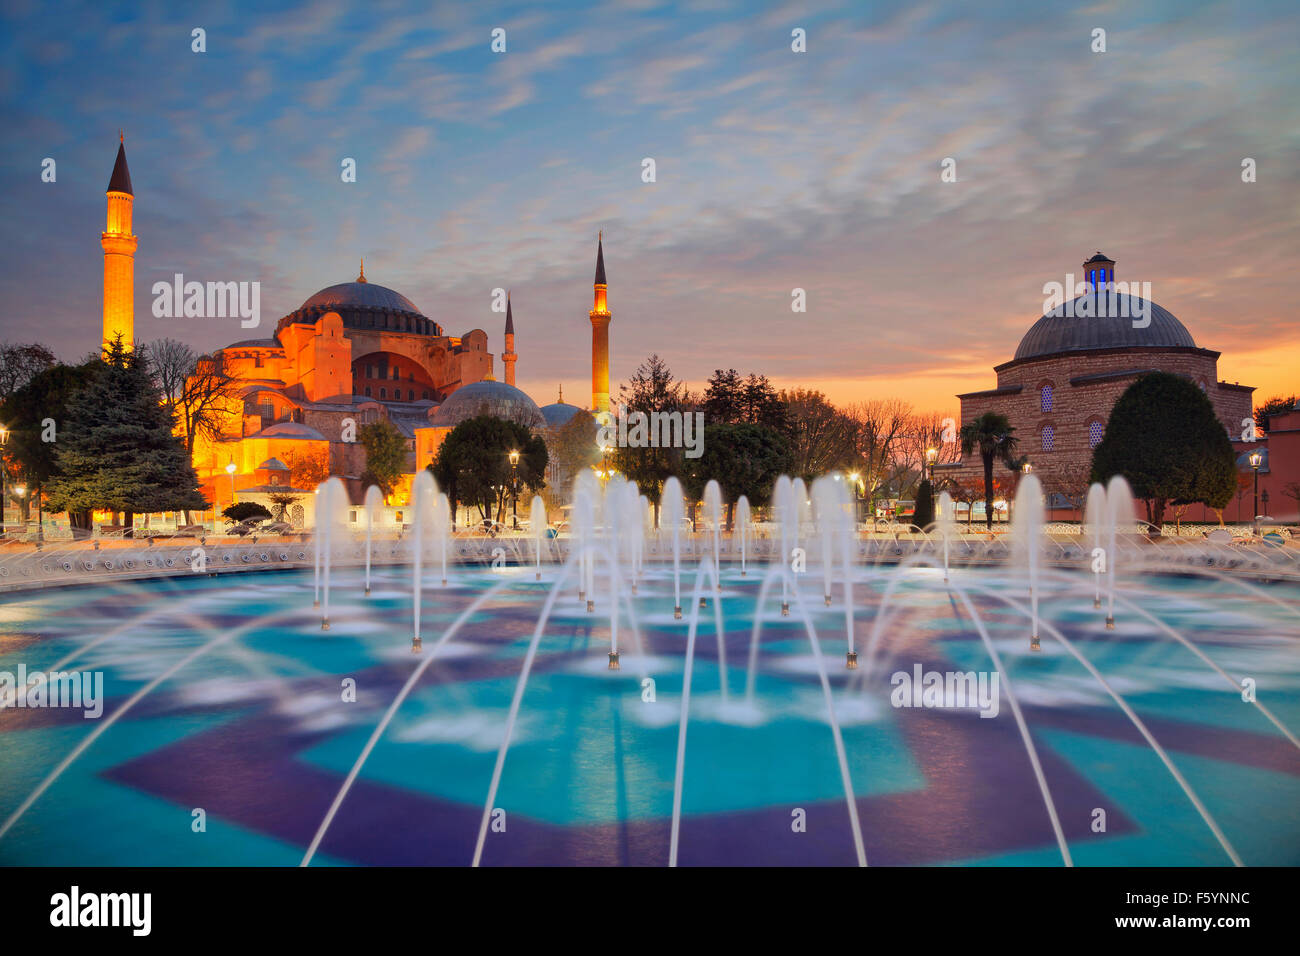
[1,0,1297,414]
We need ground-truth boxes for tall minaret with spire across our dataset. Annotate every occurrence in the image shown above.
[503,292,517,387]
[101,134,137,352]
[589,233,611,414]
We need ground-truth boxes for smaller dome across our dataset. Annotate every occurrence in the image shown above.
[255,422,327,441]
[541,402,587,428]
[429,380,545,430]
[257,457,290,471]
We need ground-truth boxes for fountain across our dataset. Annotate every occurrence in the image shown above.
[1084,482,1106,608]
[736,495,750,575]
[316,477,348,630]
[1,469,1297,869]
[936,490,956,583]
[363,484,382,595]
[1104,474,1137,629]
[662,476,685,618]
[409,471,436,650]
[773,475,795,616]
[1010,473,1045,650]
[701,480,722,608]
[530,495,547,580]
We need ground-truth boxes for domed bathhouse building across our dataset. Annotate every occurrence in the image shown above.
[935,253,1257,522]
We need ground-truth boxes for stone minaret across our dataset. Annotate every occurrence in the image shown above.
[589,233,611,414]
[503,292,517,387]
[101,134,137,352]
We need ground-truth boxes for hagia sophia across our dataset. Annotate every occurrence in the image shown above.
[99,139,609,523]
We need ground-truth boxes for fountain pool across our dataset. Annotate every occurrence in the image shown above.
[1,560,1297,866]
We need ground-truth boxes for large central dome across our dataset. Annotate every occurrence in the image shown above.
[300,281,422,315]
[276,269,443,337]
[1013,295,1196,362]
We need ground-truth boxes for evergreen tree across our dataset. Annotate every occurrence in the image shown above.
[45,337,207,534]
[913,478,935,529]
[701,368,744,423]
[1090,372,1237,529]
[741,373,787,431]
[610,354,686,521]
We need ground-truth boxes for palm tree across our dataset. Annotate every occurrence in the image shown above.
[959,413,1020,529]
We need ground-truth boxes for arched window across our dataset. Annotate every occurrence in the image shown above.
[364,386,371,397]
[422,390,431,400]
[1041,426,1055,452]
[1089,420,1104,448]
[379,387,387,400]
[408,389,415,401]
[1040,385,1053,412]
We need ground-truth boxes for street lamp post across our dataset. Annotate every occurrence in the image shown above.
[1249,451,1262,534]
[925,447,937,482]
[509,449,520,530]
[13,484,25,534]
[225,462,237,529]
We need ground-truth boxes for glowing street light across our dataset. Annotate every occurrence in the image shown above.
[226,461,237,508]
[1249,451,1263,533]
[508,449,520,530]
[925,447,937,481]
[598,439,613,488]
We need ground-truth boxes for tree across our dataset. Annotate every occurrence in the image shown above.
[741,374,787,431]
[1254,393,1298,433]
[913,478,935,529]
[682,423,791,528]
[223,501,272,525]
[1090,372,1237,530]
[44,337,208,535]
[701,368,744,423]
[358,420,407,497]
[1047,460,1093,517]
[1282,481,1300,519]
[959,412,1020,530]
[267,491,300,522]
[952,481,982,528]
[0,342,57,400]
[610,354,687,522]
[431,415,547,524]
[281,447,331,489]
[778,388,855,481]
[549,410,600,498]
[0,359,99,528]
[146,338,241,456]
[1234,472,1253,523]
[845,399,912,512]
